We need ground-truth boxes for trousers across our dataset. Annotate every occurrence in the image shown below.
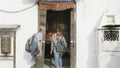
[31,55,43,68]
[54,54,63,68]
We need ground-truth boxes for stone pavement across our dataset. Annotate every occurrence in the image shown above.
[44,58,70,68]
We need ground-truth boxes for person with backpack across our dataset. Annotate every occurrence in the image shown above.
[30,25,46,68]
[50,28,67,68]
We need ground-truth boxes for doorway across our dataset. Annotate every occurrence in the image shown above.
[45,9,71,68]
[38,9,76,68]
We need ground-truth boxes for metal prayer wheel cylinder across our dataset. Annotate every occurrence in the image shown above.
[1,35,11,55]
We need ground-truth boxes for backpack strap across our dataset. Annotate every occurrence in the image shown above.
[54,34,63,42]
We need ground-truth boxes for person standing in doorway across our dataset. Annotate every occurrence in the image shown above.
[50,28,67,68]
[31,25,46,68]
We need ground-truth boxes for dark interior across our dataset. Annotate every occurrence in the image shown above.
[45,9,71,68]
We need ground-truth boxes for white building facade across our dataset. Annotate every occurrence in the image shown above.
[0,0,120,68]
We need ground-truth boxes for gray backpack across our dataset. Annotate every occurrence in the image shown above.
[25,34,39,56]
[55,37,67,53]
[25,35,35,53]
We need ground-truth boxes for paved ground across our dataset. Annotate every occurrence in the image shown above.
[44,58,70,68]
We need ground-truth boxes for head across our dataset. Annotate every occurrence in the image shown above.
[39,25,46,35]
[56,28,62,36]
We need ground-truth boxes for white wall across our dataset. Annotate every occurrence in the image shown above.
[76,0,120,68]
[0,0,120,68]
[0,0,38,68]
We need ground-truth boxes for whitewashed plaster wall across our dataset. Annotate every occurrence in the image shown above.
[76,0,120,68]
[0,0,120,68]
[0,0,38,68]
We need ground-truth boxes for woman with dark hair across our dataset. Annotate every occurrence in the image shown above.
[50,28,67,68]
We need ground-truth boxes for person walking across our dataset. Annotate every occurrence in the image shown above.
[31,25,46,68]
[50,28,67,68]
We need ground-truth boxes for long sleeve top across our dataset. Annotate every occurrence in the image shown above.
[51,34,67,54]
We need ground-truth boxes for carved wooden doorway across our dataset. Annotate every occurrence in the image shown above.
[38,9,76,68]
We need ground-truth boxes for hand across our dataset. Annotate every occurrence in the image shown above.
[50,51,52,54]
[37,53,42,58]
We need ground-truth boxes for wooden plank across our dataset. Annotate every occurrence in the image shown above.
[70,8,76,68]
[38,9,47,67]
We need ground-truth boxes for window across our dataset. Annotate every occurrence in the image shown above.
[0,32,14,57]
[104,31,119,41]
[1,35,11,54]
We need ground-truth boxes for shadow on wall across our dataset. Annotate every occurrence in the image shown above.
[21,0,37,67]
[22,0,38,4]
[87,26,99,68]
[87,12,106,68]
[106,46,120,68]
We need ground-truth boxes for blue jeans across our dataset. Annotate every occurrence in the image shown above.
[54,54,63,68]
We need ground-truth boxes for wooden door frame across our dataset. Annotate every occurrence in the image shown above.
[38,8,76,68]
[70,8,76,68]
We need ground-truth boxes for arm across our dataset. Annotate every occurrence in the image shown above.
[50,35,54,54]
[50,41,53,54]
[62,36,67,48]
[37,41,42,57]
[35,33,43,57]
